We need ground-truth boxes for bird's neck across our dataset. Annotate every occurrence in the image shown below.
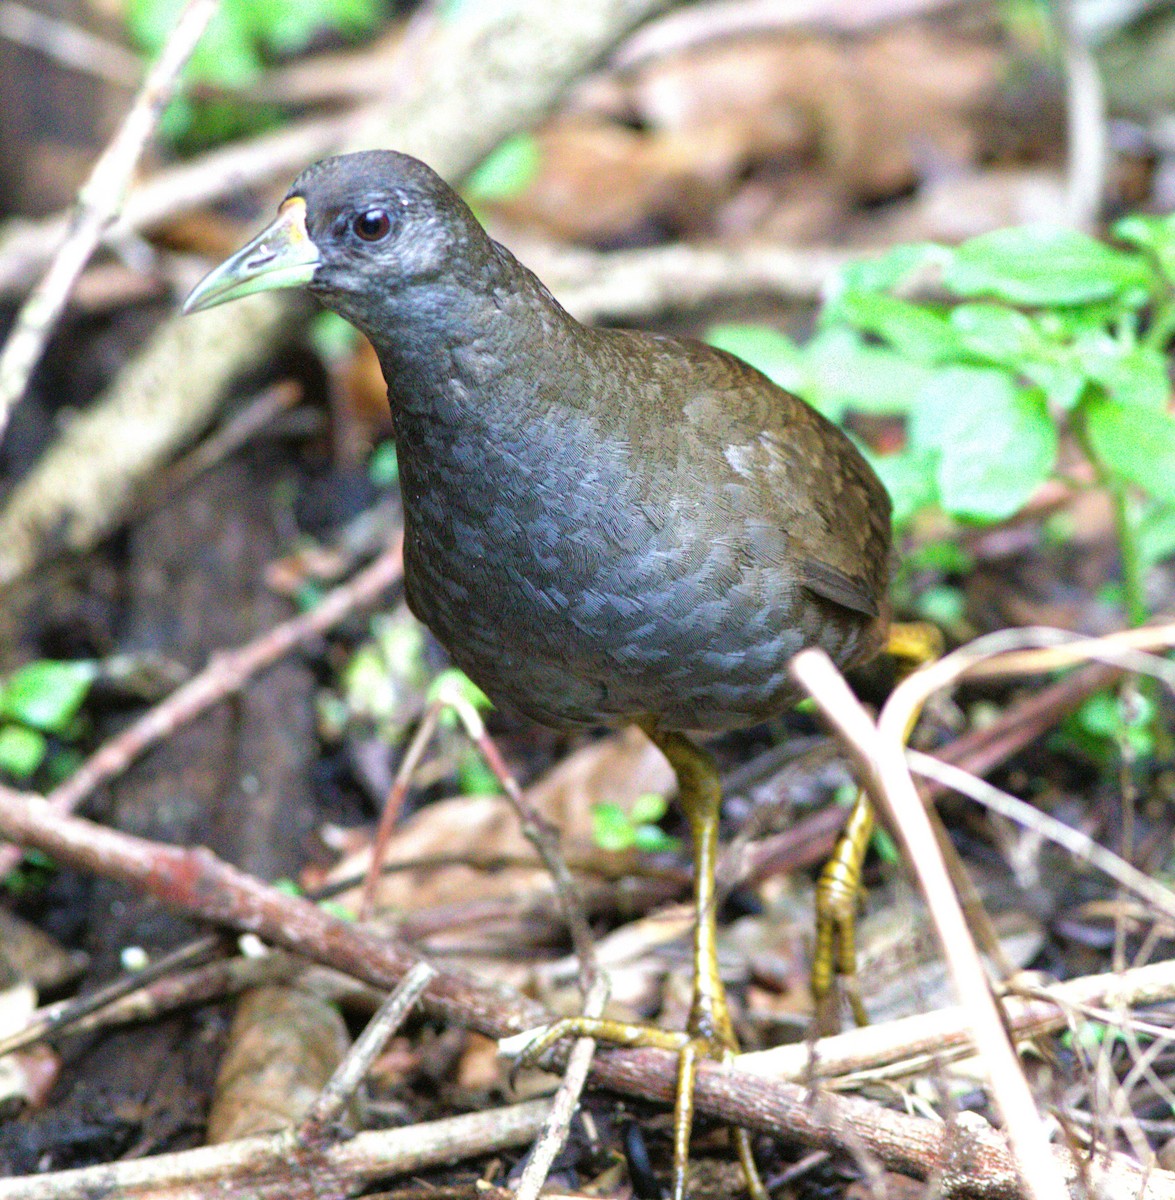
[358,242,584,436]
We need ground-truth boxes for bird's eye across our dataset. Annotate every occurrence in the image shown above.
[353,208,392,242]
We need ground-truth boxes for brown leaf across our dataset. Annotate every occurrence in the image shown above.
[206,985,350,1143]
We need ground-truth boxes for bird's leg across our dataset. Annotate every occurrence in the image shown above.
[645,728,767,1200]
[511,725,766,1200]
[810,621,943,1030]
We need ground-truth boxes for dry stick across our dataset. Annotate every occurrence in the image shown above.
[0,934,223,1058]
[0,107,376,297]
[298,961,436,1147]
[515,238,853,323]
[355,677,606,1200]
[927,661,1121,797]
[738,957,1175,1085]
[952,621,1175,682]
[908,751,1175,925]
[0,781,1171,1200]
[0,0,219,442]
[0,538,403,877]
[1055,0,1108,229]
[0,1096,554,1200]
[0,0,142,85]
[789,648,1069,1200]
[358,701,443,920]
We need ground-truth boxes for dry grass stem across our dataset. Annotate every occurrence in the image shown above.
[790,647,1069,1200]
[0,0,219,440]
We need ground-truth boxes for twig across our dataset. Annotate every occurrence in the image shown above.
[789,648,1069,1200]
[515,238,853,323]
[0,0,219,443]
[0,108,376,297]
[1055,0,1108,228]
[612,0,960,70]
[358,702,443,920]
[0,1096,553,1200]
[738,957,1175,1084]
[0,934,223,1058]
[297,961,436,1147]
[49,539,401,814]
[445,697,610,1195]
[938,621,1175,684]
[513,972,610,1200]
[907,751,1175,925]
[0,1,141,85]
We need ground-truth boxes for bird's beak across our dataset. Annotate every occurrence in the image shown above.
[183,197,321,314]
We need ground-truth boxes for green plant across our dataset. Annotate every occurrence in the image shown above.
[128,0,387,147]
[591,792,679,854]
[709,218,1175,630]
[0,659,97,781]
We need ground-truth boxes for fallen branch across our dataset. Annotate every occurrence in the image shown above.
[790,648,1068,1200]
[0,777,1170,1198]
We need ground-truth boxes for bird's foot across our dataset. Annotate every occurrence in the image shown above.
[507,1017,767,1200]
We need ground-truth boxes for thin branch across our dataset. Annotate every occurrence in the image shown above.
[0,1096,553,1200]
[297,962,436,1147]
[0,1,141,85]
[431,680,609,1200]
[738,957,1175,1085]
[0,539,403,876]
[908,751,1175,925]
[0,0,219,442]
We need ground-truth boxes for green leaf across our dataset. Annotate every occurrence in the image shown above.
[368,441,400,487]
[632,825,680,854]
[834,243,946,297]
[457,750,502,796]
[802,329,938,420]
[1114,213,1175,286]
[629,791,668,825]
[911,369,1057,521]
[915,585,967,628]
[310,311,359,361]
[592,803,635,852]
[948,304,1041,365]
[944,226,1152,306]
[1138,499,1175,572]
[428,668,492,712]
[464,134,542,203]
[1085,397,1175,502]
[1078,337,1171,410]
[862,447,938,527]
[1021,358,1089,412]
[0,725,46,780]
[829,292,964,364]
[0,660,97,734]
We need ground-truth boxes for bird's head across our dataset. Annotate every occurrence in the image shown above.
[183,150,489,333]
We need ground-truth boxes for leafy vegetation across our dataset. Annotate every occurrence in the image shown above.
[0,660,97,781]
[127,0,388,147]
[709,217,1175,630]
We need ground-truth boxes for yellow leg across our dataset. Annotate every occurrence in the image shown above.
[514,726,767,1200]
[810,622,943,1028]
[811,793,873,1028]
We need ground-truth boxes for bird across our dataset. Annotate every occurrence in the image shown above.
[184,149,892,1199]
